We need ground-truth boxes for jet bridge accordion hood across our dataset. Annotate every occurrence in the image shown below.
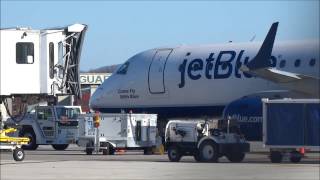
[63,24,88,99]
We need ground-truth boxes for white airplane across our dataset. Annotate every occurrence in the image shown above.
[89,22,319,136]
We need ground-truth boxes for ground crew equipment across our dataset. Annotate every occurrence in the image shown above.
[0,128,30,161]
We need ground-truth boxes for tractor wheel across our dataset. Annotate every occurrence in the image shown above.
[52,144,69,151]
[168,146,181,162]
[13,148,25,161]
[199,141,218,162]
[20,130,38,150]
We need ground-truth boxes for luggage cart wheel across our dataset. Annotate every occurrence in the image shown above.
[13,148,25,161]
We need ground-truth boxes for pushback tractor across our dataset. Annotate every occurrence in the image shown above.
[165,119,250,162]
[5,105,82,150]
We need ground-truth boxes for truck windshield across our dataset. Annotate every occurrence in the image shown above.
[56,107,80,120]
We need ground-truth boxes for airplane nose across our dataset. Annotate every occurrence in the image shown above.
[89,87,103,109]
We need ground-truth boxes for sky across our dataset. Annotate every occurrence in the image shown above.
[1,0,319,71]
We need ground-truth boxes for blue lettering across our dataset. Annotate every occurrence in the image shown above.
[214,51,235,79]
[205,53,215,79]
[234,50,244,78]
[188,59,203,80]
[178,59,188,88]
[177,50,258,88]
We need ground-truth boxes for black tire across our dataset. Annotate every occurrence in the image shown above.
[20,130,38,150]
[13,148,25,161]
[100,142,109,155]
[290,151,302,163]
[86,142,94,155]
[109,147,115,155]
[102,149,109,155]
[104,143,115,155]
[168,146,181,162]
[52,144,69,151]
[193,151,202,162]
[270,151,283,163]
[143,147,153,155]
[86,148,93,155]
[226,152,245,162]
[199,141,218,162]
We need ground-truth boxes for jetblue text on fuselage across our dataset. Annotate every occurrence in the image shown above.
[178,50,254,88]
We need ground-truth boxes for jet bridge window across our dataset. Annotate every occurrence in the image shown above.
[58,42,64,78]
[116,62,130,75]
[16,42,34,64]
[49,42,55,79]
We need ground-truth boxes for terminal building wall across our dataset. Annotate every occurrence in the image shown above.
[73,73,111,112]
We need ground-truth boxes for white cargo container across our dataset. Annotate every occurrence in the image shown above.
[77,113,158,155]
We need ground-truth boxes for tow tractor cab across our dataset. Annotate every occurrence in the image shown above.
[6,106,82,150]
[165,119,250,162]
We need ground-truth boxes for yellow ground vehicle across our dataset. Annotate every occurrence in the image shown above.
[0,128,29,161]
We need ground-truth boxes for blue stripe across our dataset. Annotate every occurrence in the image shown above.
[94,105,225,119]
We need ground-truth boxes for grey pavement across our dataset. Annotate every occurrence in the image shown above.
[0,145,319,180]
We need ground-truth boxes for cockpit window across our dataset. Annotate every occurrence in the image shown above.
[117,62,130,75]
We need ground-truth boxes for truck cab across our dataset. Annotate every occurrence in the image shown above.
[6,106,82,150]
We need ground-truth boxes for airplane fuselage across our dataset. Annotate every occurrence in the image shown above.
[90,40,319,119]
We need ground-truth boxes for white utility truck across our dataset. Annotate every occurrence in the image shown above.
[5,105,82,150]
[0,24,87,150]
[165,119,250,162]
[77,113,158,155]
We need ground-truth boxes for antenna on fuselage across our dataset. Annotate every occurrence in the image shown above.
[250,34,256,42]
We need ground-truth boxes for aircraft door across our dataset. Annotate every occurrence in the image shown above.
[148,49,172,94]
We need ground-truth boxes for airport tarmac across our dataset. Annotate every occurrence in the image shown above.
[1,145,319,180]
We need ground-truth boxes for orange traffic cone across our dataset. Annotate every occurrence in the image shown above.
[299,147,305,156]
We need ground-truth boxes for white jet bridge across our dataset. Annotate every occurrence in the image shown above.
[0,24,87,119]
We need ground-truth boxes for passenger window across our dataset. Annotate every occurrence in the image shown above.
[16,42,34,64]
[279,60,286,68]
[309,58,316,67]
[49,42,55,79]
[294,59,301,67]
[270,56,277,67]
[117,62,130,75]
